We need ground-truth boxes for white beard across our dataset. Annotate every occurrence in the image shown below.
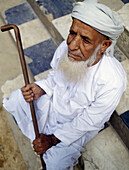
[58,44,100,83]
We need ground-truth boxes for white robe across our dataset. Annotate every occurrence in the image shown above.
[3,41,126,169]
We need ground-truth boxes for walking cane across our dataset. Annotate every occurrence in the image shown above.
[1,24,46,170]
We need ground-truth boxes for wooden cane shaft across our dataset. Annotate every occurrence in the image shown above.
[1,24,46,170]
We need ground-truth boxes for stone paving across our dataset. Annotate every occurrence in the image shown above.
[0,0,129,169]
[0,0,43,169]
[0,1,28,169]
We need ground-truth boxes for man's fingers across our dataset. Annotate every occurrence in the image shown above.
[22,90,33,96]
[33,139,43,146]
[21,83,44,102]
[33,143,43,151]
[21,85,31,92]
[33,145,46,155]
[33,138,42,145]
[22,91,34,98]
[22,92,34,102]
[36,150,45,155]
[33,143,45,154]
[21,84,35,102]
[32,134,52,155]
[21,83,36,92]
[24,97,34,102]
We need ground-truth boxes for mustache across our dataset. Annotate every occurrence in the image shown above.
[68,49,83,58]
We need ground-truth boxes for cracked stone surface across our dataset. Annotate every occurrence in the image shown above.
[82,126,129,170]
[116,3,129,31]
[116,58,129,115]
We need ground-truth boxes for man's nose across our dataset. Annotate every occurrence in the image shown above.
[68,35,81,51]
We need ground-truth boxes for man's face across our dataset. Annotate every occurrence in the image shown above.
[67,18,102,62]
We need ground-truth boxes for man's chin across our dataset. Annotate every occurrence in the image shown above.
[58,54,89,83]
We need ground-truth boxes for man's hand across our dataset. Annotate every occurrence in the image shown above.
[32,134,61,155]
[32,134,52,155]
[21,83,45,102]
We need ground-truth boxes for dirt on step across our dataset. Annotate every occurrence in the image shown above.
[0,109,27,170]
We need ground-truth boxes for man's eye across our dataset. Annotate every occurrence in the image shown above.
[83,37,90,43]
[69,30,76,35]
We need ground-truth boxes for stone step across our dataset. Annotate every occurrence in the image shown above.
[82,125,129,170]
[1,1,57,77]
[115,3,129,60]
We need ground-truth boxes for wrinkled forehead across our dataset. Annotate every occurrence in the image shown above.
[72,1,124,40]
[70,18,107,41]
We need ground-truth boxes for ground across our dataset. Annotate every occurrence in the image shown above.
[0,1,28,168]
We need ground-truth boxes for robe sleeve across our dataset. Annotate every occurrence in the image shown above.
[54,81,126,146]
[35,70,55,98]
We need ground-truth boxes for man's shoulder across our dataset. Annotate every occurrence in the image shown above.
[97,55,126,87]
[50,40,67,69]
[53,40,67,60]
[56,40,67,54]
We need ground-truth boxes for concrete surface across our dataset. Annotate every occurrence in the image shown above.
[0,109,27,170]
[116,3,129,59]
[116,59,129,115]
[98,0,124,11]
[0,13,27,170]
[82,126,129,170]
[116,3,129,31]
[0,0,41,169]
[52,14,72,39]
[11,18,51,49]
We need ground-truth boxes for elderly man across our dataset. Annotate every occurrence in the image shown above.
[3,0,126,169]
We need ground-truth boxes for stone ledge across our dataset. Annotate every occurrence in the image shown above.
[110,111,129,150]
[115,3,129,59]
[116,58,129,114]
[4,109,42,170]
[117,28,129,60]
[82,125,129,170]
[98,0,124,11]
[1,74,42,169]
[26,0,64,46]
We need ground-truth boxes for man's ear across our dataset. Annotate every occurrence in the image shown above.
[100,40,112,54]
